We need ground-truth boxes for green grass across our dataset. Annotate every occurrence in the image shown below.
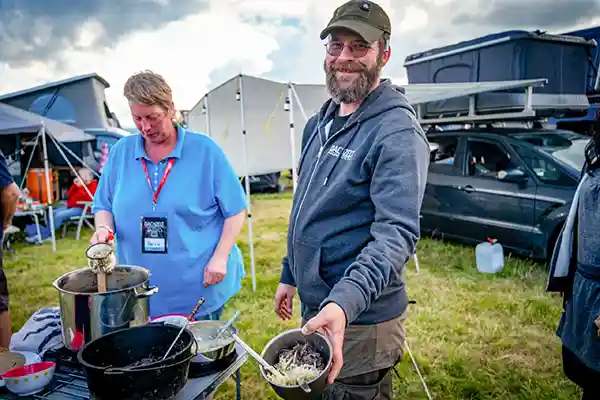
[3,193,580,399]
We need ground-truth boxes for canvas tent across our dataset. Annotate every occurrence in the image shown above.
[188,74,575,292]
[0,102,96,252]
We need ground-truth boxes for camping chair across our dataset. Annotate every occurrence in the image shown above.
[62,202,94,240]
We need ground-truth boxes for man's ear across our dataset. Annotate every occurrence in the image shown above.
[381,45,391,65]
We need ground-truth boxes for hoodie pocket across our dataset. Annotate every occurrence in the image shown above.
[293,240,332,311]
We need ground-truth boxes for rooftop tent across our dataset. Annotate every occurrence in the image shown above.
[403,30,596,118]
[561,26,600,94]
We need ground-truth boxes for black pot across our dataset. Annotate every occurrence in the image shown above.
[77,324,196,400]
[259,329,333,400]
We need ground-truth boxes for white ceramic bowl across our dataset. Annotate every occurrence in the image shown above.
[2,361,56,396]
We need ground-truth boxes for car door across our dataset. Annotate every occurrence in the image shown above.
[512,144,578,252]
[450,136,538,252]
[421,134,468,239]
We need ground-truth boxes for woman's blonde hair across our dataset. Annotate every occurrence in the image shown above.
[123,70,174,112]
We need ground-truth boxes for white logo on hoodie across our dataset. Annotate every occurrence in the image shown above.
[328,144,355,161]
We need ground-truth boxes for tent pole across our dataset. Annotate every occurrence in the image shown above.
[290,84,309,122]
[237,74,257,292]
[287,83,298,193]
[204,96,211,137]
[40,123,56,253]
[19,133,40,190]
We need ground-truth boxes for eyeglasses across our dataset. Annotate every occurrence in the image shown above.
[325,41,374,58]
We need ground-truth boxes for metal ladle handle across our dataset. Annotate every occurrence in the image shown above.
[161,298,205,361]
[232,333,284,379]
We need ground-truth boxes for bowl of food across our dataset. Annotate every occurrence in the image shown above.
[259,329,332,400]
[1,361,56,396]
[188,321,237,362]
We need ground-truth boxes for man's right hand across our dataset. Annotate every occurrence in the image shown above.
[274,283,296,320]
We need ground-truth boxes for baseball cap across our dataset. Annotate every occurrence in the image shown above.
[320,0,391,44]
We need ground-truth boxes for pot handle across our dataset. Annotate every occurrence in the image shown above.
[104,367,127,375]
[135,286,159,299]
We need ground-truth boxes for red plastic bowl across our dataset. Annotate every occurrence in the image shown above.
[2,361,56,378]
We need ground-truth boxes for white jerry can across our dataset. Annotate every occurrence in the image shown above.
[475,238,504,274]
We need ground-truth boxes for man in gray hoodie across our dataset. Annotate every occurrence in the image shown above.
[274,1,429,398]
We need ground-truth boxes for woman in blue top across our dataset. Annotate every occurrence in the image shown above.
[91,70,247,321]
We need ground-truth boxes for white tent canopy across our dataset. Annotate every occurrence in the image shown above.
[188,75,328,178]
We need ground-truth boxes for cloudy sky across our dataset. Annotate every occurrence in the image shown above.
[0,0,599,128]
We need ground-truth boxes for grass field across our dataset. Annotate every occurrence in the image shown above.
[3,192,580,399]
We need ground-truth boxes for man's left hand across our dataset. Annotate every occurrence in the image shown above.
[301,302,347,384]
[203,256,227,287]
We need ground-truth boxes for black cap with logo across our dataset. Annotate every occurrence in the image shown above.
[320,0,391,44]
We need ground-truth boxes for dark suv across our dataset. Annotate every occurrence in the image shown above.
[422,127,589,260]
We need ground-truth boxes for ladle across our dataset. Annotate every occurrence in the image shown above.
[161,298,205,361]
[232,333,286,381]
[85,241,115,293]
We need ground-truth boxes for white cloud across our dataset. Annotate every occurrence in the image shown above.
[0,0,596,128]
[0,3,280,127]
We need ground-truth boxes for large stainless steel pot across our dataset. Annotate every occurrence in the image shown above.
[52,265,159,351]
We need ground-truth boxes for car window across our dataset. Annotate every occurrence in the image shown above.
[514,146,575,187]
[428,136,459,174]
[512,130,589,172]
[466,140,524,180]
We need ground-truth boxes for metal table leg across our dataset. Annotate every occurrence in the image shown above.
[236,368,241,400]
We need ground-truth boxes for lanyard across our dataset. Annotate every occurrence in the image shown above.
[141,158,175,211]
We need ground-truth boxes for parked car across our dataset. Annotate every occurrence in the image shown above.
[421,127,589,261]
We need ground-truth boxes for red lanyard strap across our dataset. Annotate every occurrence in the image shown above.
[141,158,175,206]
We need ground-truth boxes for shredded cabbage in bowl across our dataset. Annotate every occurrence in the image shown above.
[266,343,325,386]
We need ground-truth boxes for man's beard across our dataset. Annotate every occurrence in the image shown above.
[324,59,381,104]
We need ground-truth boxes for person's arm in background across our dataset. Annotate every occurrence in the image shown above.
[0,150,18,348]
[0,151,19,230]
[203,140,248,287]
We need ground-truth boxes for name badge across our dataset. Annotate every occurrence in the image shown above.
[141,217,168,254]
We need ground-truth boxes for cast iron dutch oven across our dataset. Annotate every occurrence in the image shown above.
[77,323,196,400]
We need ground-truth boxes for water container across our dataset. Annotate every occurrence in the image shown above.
[475,238,504,274]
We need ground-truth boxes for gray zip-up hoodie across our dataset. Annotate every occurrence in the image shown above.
[280,79,430,325]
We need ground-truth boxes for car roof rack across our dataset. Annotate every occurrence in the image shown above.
[401,78,590,126]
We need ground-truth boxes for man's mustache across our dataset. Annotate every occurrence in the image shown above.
[328,62,366,73]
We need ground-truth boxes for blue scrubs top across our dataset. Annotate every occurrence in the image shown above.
[93,126,247,318]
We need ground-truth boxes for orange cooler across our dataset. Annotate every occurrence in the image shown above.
[27,168,59,204]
